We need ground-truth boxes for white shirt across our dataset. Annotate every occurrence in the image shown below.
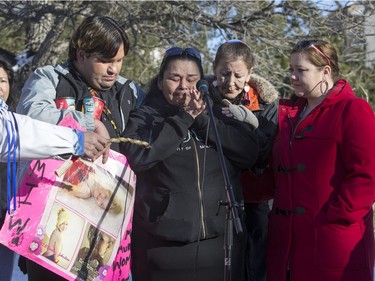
[0,98,80,162]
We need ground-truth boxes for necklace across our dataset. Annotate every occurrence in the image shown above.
[88,87,121,137]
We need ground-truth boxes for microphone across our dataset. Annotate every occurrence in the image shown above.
[196,79,210,98]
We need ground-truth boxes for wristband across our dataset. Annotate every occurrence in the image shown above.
[73,129,84,156]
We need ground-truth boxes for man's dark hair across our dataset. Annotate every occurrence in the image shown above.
[68,16,130,62]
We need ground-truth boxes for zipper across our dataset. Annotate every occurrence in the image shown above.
[192,138,206,239]
[285,116,293,280]
[287,113,307,148]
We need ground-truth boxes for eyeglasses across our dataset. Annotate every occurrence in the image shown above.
[295,40,331,66]
[161,47,202,66]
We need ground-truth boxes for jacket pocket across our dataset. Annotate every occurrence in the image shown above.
[148,190,220,243]
[314,218,366,270]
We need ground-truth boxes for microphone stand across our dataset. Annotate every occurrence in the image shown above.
[200,83,243,281]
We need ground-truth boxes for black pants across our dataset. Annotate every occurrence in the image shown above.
[244,201,270,281]
[131,222,247,281]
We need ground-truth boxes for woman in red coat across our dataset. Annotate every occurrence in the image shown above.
[267,39,375,281]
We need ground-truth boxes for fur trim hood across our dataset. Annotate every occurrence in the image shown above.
[248,73,279,104]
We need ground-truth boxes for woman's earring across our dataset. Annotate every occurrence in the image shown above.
[244,83,250,93]
[320,79,328,95]
[213,80,218,87]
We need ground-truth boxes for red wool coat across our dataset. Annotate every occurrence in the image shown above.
[267,80,375,281]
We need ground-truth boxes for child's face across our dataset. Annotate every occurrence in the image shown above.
[97,234,112,256]
[58,221,68,232]
[93,188,111,209]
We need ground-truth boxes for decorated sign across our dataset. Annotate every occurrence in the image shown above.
[0,116,136,281]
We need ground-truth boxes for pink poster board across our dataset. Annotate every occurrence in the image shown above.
[0,116,136,281]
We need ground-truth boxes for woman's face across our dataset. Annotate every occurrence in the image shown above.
[158,59,201,107]
[93,188,111,209]
[289,52,325,99]
[214,59,251,100]
[0,67,10,102]
[97,234,112,256]
[58,221,68,232]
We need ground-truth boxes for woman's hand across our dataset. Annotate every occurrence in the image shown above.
[183,88,206,119]
[222,99,259,129]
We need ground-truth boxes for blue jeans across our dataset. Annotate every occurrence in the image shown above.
[0,245,27,281]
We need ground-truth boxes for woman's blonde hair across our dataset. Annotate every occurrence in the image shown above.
[56,208,69,228]
[108,194,123,215]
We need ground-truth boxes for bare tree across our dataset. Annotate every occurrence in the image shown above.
[0,0,374,107]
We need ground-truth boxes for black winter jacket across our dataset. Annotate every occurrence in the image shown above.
[120,94,259,243]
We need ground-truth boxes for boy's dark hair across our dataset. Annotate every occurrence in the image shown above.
[68,16,130,62]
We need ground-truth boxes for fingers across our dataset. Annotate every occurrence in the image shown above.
[94,119,110,139]
[181,88,206,119]
[190,88,201,101]
[222,107,234,118]
[102,147,110,164]
[92,144,110,164]
[83,131,111,161]
[191,89,205,107]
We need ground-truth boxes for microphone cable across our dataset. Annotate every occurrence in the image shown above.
[193,116,211,281]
